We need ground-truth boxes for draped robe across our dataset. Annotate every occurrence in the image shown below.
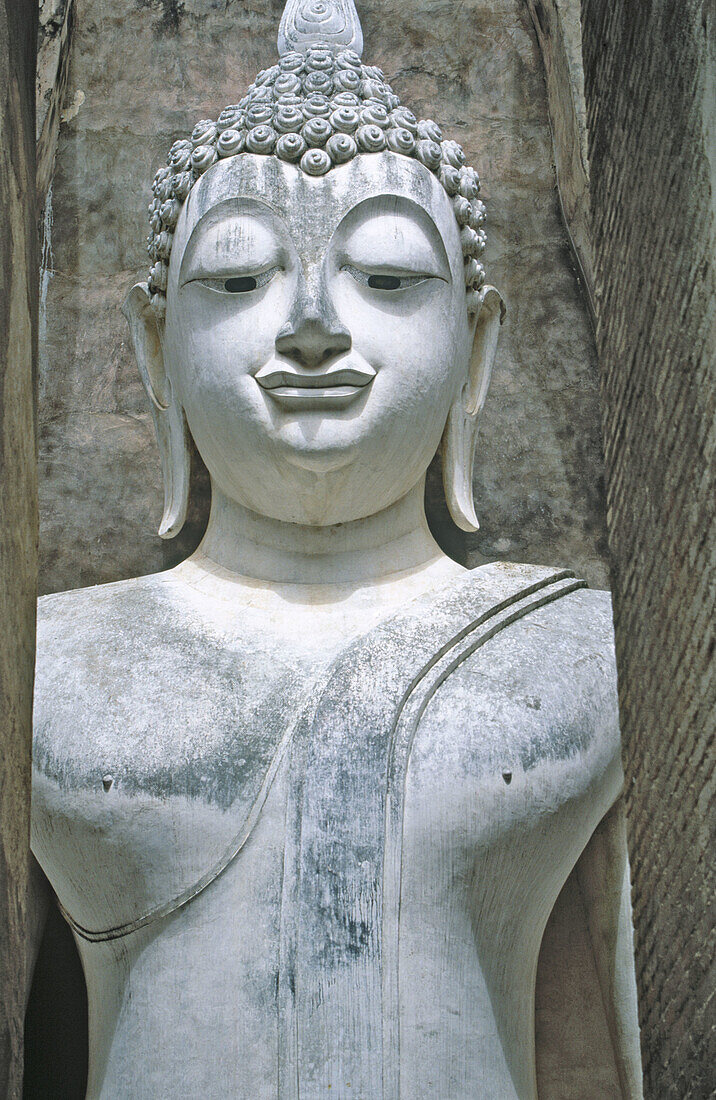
[32,562,624,1098]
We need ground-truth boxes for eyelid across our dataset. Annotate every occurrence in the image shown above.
[341,263,443,288]
[184,265,282,293]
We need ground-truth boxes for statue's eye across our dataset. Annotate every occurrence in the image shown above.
[224,276,258,293]
[192,266,281,294]
[342,264,432,291]
[367,274,402,291]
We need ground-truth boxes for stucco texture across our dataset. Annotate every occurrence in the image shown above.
[38,0,608,594]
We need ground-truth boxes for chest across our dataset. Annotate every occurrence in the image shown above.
[31,571,623,1098]
[31,615,619,941]
[41,651,618,1100]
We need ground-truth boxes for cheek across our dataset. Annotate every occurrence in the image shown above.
[335,282,466,395]
[164,281,291,404]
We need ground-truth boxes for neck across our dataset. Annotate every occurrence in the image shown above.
[194,479,446,585]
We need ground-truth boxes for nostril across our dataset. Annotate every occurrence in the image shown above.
[276,340,309,368]
[275,320,351,368]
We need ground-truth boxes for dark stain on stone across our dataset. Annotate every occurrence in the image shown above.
[532,0,548,38]
[135,0,185,36]
[34,579,311,810]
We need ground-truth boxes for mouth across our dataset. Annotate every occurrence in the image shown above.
[254,361,375,409]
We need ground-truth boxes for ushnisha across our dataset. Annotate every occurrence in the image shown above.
[146,34,487,318]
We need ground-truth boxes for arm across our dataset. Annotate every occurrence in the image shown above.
[576,797,644,1099]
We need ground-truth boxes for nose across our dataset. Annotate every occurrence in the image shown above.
[275,286,351,369]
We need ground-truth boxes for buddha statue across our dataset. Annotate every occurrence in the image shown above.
[30,2,643,1096]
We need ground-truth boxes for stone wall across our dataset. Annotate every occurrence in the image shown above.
[581,1,715,1095]
[38,0,609,596]
[526,0,593,314]
[0,1,38,1095]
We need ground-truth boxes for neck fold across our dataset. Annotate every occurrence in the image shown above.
[195,478,444,585]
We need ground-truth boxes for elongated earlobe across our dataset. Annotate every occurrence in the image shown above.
[442,286,505,531]
[122,283,190,539]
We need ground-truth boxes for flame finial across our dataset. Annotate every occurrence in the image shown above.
[278,0,363,57]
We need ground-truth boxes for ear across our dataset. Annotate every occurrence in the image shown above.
[122,283,190,539]
[442,286,505,532]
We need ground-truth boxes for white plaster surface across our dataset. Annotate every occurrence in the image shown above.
[33,561,635,1098]
[31,31,641,1093]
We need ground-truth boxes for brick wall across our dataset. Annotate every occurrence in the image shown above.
[581,1,715,1095]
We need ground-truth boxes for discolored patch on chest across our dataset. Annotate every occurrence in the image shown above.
[408,588,620,845]
[33,577,313,809]
[31,574,319,935]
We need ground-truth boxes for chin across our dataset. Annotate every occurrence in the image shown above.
[272,419,365,475]
[237,468,407,528]
[255,491,368,529]
[282,442,355,477]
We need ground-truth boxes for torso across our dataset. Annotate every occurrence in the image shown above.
[31,560,622,1100]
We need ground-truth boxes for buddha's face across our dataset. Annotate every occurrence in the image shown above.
[164,151,475,526]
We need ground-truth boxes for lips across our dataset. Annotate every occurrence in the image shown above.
[255,361,375,409]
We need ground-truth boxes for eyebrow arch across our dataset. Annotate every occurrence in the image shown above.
[334,194,451,276]
[178,197,284,285]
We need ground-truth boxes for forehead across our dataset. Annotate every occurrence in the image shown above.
[172,152,462,268]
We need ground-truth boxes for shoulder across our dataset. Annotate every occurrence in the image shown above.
[36,571,180,695]
[516,581,616,666]
[449,563,616,677]
[417,570,621,805]
[33,568,308,796]
[33,570,239,777]
[34,571,169,733]
[436,569,618,722]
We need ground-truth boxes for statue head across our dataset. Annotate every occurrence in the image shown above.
[124,0,504,538]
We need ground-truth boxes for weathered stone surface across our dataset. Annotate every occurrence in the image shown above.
[582,0,715,1096]
[32,557,635,1096]
[0,0,38,1095]
[38,0,609,595]
[36,0,73,208]
[526,0,593,316]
